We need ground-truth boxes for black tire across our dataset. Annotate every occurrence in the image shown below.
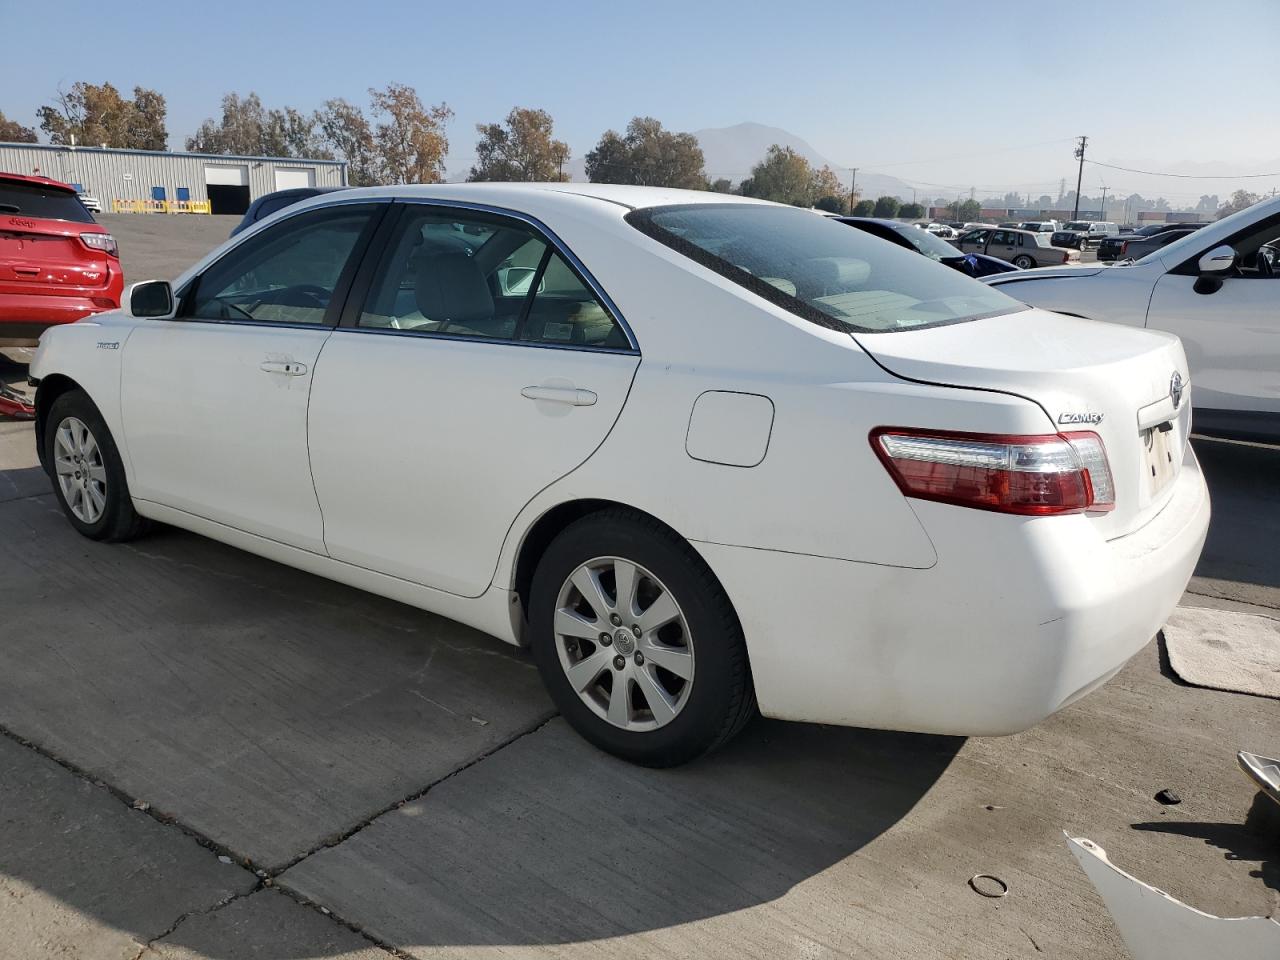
[1013,254,1035,269]
[529,509,756,767]
[44,389,148,542]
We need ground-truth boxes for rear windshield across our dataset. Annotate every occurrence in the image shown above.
[0,181,94,223]
[626,204,1021,334]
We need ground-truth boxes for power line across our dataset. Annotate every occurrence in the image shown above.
[854,137,1076,170]
[1085,159,1280,179]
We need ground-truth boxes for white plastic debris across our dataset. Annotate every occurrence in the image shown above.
[1066,835,1280,959]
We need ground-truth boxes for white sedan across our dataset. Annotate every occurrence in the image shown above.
[30,184,1209,766]
[987,196,1280,443]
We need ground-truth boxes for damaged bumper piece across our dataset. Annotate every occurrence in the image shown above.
[1066,835,1280,959]
[0,381,35,419]
[1238,752,1280,807]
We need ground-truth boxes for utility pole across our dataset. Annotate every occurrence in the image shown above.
[1072,135,1088,220]
[848,168,858,213]
[1099,184,1109,220]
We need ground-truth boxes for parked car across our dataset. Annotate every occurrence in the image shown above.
[1019,221,1059,233]
[957,226,1080,268]
[1097,223,1206,262]
[987,195,1280,441]
[924,223,957,239]
[837,216,1017,277]
[30,184,1208,766]
[0,173,122,362]
[1052,221,1119,250]
[77,194,102,214]
[229,186,349,237]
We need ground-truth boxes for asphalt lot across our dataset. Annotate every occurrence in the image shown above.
[1,214,1277,959]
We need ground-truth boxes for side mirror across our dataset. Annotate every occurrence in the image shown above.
[128,280,175,319]
[1197,244,1236,276]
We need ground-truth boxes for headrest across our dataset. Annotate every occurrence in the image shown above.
[414,251,493,323]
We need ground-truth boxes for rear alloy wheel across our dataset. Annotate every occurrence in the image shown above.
[45,389,148,542]
[1013,254,1035,269]
[530,510,755,766]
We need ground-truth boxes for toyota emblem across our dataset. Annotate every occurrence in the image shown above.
[1170,371,1184,408]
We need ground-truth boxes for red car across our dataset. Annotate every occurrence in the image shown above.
[1,173,123,354]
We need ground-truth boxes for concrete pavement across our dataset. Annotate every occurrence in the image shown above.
[1,360,1277,956]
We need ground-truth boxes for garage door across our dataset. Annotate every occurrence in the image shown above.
[204,164,250,215]
[204,165,249,186]
[274,168,316,191]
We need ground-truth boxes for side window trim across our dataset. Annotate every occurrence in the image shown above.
[513,244,554,342]
[178,199,391,330]
[337,197,638,354]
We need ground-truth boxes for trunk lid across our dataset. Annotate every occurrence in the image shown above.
[0,178,112,299]
[856,308,1191,539]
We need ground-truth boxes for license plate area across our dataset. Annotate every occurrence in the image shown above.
[1142,422,1177,497]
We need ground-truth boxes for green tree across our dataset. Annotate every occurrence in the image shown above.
[710,177,733,194]
[1217,190,1261,219]
[0,111,37,143]
[811,164,847,213]
[585,117,706,188]
[742,145,814,206]
[899,202,925,219]
[469,107,569,182]
[368,83,452,184]
[187,93,331,159]
[851,199,876,216]
[317,98,380,186]
[957,198,982,221]
[873,195,901,218]
[38,82,168,149]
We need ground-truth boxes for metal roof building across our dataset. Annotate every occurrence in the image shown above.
[0,142,347,215]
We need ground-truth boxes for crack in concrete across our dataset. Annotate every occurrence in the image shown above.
[0,710,556,958]
[267,712,556,877]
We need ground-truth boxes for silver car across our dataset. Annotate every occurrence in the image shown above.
[957,227,1079,269]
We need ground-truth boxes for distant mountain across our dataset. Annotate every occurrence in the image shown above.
[447,120,921,202]
[693,122,918,201]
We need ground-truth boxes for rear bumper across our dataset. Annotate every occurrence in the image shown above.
[0,297,119,346]
[696,446,1209,735]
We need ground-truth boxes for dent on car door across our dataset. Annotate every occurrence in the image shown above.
[120,202,385,550]
[1146,214,1280,415]
[307,203,640,597]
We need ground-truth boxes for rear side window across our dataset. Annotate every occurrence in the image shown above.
[628,204,1020,334]
[358,206,629,349]
[0,181,94,223]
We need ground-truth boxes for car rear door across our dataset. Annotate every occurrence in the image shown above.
[120,201,386,552]
[988,230,1018,261]
[306,201,640,598]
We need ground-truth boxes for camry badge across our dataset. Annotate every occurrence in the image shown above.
[1170,371,1184,408]
[1058,412,1104,425]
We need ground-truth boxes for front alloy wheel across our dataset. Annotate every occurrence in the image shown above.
[53,416,108,524]
[554,556,695,731]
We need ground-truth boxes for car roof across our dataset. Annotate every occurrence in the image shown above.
[325,181,775,212]
[0,171,76,193]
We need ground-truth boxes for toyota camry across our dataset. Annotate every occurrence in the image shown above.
[29,183,1210,766]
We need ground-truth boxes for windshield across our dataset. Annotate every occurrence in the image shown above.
[887,223,961,261]
[627,203,1022,334]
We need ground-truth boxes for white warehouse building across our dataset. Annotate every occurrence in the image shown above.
[0,142,348,215]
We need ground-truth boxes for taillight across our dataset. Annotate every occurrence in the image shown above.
[1120,240,1128,255]
[1062,252,1070,263]
[871,428,1115,516]
[80,232,118,258]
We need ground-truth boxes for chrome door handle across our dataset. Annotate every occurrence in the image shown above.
[521,385,597,406]
[260,360,308,377]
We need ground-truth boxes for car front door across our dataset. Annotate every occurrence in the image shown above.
[120,202,385,552]
[1146,213,1280,418]
[307,202,641,597]
[958,229,987,254]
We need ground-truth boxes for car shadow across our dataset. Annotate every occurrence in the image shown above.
[272,715,965,954]
[1131,792,1280,894]
[1191,436,1280,592]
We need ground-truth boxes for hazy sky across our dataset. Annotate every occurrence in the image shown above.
[4,0,1279,201]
